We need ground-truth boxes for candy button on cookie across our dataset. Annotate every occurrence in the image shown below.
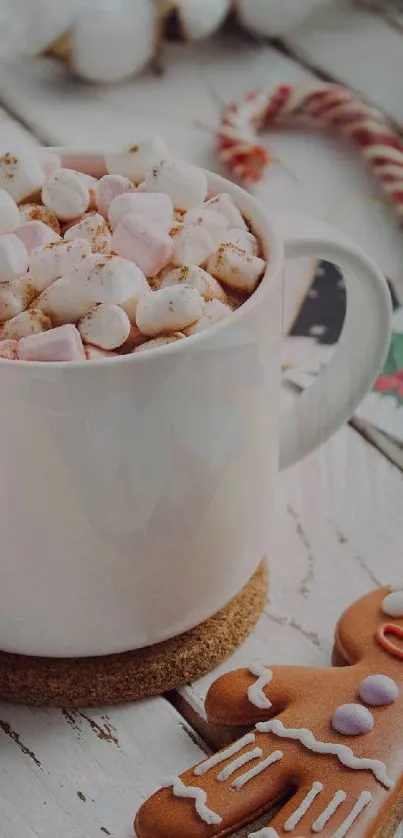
[332,703,374,735]
[358,675,399,706]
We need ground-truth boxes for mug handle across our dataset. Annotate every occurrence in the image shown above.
[273,214,392,471]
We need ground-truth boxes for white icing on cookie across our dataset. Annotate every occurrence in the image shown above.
[194,732,255,776]
[161,777,221,825]
[312,790,347,832]
[248,665,273,710]
[248,829,279,838]
[231,750,283,789]
[217,747,262,781]
[283,781,323,831]
[332,791,372,838]
[256,720,394,789]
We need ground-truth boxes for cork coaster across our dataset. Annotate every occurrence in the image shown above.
[0,559,268,707]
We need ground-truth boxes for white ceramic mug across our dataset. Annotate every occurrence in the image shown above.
[0,153,391,657]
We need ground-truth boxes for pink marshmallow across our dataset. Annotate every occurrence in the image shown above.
[111,213,173,278]
[0,339,18,359]
[18,324,85,362]
[15,220,61,254]
[95,174,134,218]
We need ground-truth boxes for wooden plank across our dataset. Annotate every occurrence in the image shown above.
[0,104,39,150]
[0,698,207,838]
[285,3,403,122]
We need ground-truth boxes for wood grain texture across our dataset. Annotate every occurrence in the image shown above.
[286,2,403,122]
[0,699,207,838]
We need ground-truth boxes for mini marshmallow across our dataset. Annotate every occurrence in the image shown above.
[85,345,116,360]
[0,339,18,359]
[34,275,94,326]
[29,238,91,292]
[108,192,173,231]
[136,284,204,336]
[144,159,208,210]
[69,252,103,285]
[111,213,173,277]
[19,203,61,234]
[184,299,232,335]
[0,234,29,282]
[64,213,111,254]
[222,227,258,255]
[95,174,134,218]
[134,333,184,352]
[105,137,170,185]
[0,188,19,234]
[18,324,85,362]
[207,243,266,292]
[160,266,226,302]
[0,308,51,340]
[204,193,247,231]
[183,207,228,249]
[0,151,45,203]
[170,223,214,267]
[0,275,36,323]
[78,303,131,350]
[42,168,91,221]
[15,221,61,254]
[77,255,151,319]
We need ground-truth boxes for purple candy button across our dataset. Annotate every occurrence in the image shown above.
[332,703,374,736]
[358,674,399,706]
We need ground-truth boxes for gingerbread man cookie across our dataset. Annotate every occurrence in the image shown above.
[135,587,403,838]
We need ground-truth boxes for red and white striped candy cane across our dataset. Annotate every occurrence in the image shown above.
[218,83,403,221]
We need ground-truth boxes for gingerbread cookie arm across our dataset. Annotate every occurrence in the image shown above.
[205,664,323,726]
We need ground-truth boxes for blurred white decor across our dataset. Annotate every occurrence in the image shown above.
[0,0,335,83]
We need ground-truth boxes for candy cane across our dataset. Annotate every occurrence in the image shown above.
[218,83,403,221]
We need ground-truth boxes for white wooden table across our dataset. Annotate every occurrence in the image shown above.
[0,5,403,836]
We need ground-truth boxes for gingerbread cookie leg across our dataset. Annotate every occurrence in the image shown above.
[135,588,403,838]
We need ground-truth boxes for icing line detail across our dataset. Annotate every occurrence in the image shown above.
[161,777,222,825]
[333,791,372,838]
[231,750,283,789]
[312,790,347,832]
[248,665,273,710]
[194,732,255,776]
[255,720,394,789]
[217,747,263,781]
[248,829,279,838]
[283,781,323,831]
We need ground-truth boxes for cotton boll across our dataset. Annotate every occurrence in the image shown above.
[235,0,331,37]
[174,0,231,40]
[19,0,82,56]
[70,0,158,83]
